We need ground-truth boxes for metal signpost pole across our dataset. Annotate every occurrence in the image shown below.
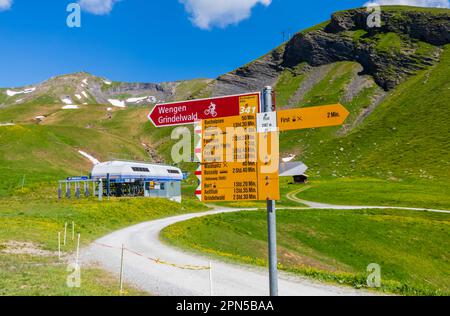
[263,86,278,296]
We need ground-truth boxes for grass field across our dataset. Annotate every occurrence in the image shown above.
[162,208,450,296]
[0,255,148,296]
[0,123,150,197]
[0,195,207,295]
[278,45,450,182]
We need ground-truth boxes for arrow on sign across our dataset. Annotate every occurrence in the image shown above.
[277,104,349,132]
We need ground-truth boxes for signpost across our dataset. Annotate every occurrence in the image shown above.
[277,104,349,131]
[148,87,350,297]
[195,113,278,202]
[200,113,259,202]
[262,86,278,297]
[194,111,280,202]
[148,92,260,127]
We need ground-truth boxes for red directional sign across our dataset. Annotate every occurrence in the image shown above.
[148,92,260,127]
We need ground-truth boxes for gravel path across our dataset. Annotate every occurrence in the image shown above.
[82,207,374,296]
[286,187,450,214]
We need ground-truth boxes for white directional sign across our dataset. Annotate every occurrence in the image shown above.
[257,112,277,133]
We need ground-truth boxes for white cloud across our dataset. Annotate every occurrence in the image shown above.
[79,0,120,15]
[180,0,272,29]
[364,0,449,8]
[0,0,12,11]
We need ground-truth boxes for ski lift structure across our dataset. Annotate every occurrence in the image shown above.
[58,160,184,203]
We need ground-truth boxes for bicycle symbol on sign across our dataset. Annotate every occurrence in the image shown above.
[204,102,218,118]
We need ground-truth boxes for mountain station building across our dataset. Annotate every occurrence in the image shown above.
[59,161,183,203]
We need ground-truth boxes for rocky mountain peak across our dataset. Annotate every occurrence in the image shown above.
[214,6,449,94]
[326,7,450,45]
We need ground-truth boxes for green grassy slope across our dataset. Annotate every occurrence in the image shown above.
[326,46,450,180]
[173,79,213,101]
[276,61,379,158]
[0,101,202,197]
[0,99,205,294]
[0,123,150,197]
[276,45,450,181]
[0,197,206,295]
[1,51,448,208]
[269,44,450,208]
[162,209,450,295]
[0,75,212,196]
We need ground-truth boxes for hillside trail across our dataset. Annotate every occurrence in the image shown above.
[285,186,450,214]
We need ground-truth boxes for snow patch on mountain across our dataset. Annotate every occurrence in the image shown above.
[6,87,36,97]
[126,96,148,103]
[78,150,100,165]
[61,97,74,105]
[125,96,157,104]
[62,105,79,110]
[108,99,126,108]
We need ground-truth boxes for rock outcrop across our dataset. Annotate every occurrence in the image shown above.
[215,7,450,93]
[283,8,449,90]
[326,8,450,45]
[213,47,285,96]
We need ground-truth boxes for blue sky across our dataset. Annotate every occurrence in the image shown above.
[0,0,448,87]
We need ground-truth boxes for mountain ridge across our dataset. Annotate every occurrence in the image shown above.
[213,5,450,94]
[2,7,449,109]
[0,71,213,110]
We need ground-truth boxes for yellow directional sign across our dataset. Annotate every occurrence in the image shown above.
[198,114,279,202]
[202,114,258,163]
[277,104,349,132]
[201,162,259,202]
[200,114,260,202]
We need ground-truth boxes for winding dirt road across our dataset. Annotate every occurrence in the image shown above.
[82,207,374,296]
